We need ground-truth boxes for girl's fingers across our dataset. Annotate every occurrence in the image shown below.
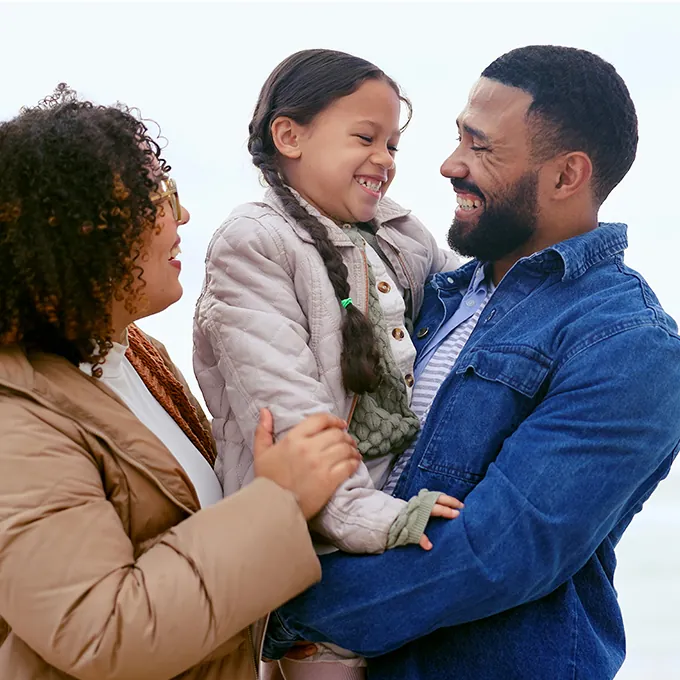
[430,504,461,519]
[436,493,465,509]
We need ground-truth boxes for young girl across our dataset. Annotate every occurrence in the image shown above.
[194,49,463,679]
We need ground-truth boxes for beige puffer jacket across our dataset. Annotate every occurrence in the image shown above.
[194,191,461,554]
[0,338,321,680]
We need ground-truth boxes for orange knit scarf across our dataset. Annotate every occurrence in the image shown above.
[125,325,216,467]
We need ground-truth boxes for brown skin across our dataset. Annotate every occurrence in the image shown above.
[254,409,362,520]
[110,162,189,341]
[272,79,401,225]
[441,77,597,285]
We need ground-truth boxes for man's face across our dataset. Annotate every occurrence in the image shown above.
[441,77,542,262]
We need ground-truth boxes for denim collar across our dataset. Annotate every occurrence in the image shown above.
[547,222,628,281]
[433,222,628,291]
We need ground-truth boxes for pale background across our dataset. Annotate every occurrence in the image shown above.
[1,1,678,676]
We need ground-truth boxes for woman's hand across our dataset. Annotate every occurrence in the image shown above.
[420,494,464,551]
[253,408,361,520]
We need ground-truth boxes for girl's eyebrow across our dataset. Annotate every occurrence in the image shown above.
[353,119,401,137]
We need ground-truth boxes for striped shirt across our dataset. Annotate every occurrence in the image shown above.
[384,264,493,494]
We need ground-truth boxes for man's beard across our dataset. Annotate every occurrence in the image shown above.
[447,171,539,262]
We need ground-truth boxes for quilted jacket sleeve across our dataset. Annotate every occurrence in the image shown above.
[398,208,464,276]
[423,221,464,275]
[434,246,465,275]
[196,215,407,554]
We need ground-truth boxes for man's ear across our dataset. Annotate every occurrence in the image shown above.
[271,116,304,160]
[552,151,593,200]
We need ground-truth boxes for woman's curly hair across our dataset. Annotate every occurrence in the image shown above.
[0,84,169,374]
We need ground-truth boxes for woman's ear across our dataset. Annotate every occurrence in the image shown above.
[271,116,303,160]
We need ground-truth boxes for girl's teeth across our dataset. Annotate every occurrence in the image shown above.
[169,245,182,259]
[357,177,382,192]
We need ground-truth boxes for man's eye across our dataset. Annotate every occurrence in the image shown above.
[456,134,488,152]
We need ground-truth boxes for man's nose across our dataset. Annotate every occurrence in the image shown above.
[440,149,468,179]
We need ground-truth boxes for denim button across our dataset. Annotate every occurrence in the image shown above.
[416,327,429,339]
[447,276,454,284]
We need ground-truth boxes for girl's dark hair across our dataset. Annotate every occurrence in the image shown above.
[248,49,412,394]
[0,84,168,375]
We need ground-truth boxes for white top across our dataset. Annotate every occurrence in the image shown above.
[353,239,419,491]
[80,334,223,508]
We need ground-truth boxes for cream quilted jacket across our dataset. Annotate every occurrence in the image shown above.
[193,191,461,553]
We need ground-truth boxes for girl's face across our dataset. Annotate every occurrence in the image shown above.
[279,78,402,224]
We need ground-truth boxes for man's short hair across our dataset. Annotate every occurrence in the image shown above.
[482,45,638,203]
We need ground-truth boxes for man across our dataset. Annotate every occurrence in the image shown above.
[264,45,680,679]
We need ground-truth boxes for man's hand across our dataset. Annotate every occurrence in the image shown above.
[253,408,361,520]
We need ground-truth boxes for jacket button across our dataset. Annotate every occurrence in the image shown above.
[405,374,414,387]
[377,281,391,294]
[416,327,429,339]
[392,328,405,340]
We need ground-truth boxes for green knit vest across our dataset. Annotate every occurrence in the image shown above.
[344,229,420,458]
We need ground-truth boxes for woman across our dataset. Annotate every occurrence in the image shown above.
[0,85,360,680]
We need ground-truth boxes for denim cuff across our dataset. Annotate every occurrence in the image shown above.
[262,608,302,661]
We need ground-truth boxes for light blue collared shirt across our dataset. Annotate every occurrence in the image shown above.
[414,262,491,382]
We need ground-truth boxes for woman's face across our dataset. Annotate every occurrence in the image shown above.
[112,170,189,334]
[146,174,188,309]
[141,174,189,316]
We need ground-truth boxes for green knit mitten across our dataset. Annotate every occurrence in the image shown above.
[387,489,442,549]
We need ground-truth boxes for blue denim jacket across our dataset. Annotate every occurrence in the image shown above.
[268,223,680,679]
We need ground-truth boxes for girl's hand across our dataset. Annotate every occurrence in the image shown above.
[420,494,464,551]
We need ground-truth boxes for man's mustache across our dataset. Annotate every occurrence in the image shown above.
[451,179,485,201]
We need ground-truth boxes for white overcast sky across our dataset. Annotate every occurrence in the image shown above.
[1,2,679,675]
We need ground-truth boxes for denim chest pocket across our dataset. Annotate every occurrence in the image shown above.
[415,345,551,496]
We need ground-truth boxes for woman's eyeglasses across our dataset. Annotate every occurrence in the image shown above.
[151,177,181,221]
